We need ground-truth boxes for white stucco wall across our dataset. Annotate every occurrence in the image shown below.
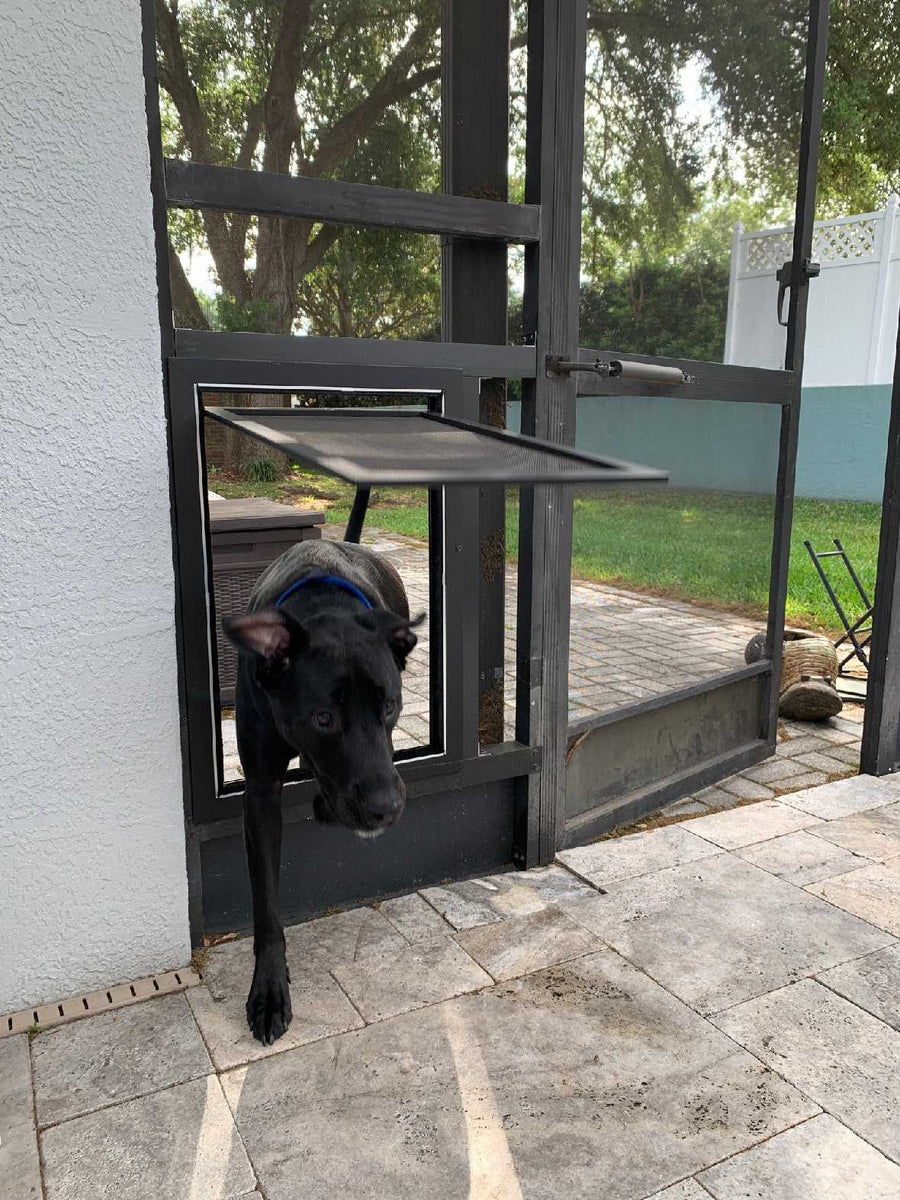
[0,0,189,1009]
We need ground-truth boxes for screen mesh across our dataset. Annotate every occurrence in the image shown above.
[205,408,667,486]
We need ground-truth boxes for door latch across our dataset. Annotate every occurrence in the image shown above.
[546,356,689,384]
[776,258,820,327]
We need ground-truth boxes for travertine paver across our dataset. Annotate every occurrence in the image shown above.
[697,1114,900,1198]
[770,768,830,791]
[330,937,492,1022]
[453,906,601,981]
[188,970,364,1072]
[284,904,408,969]
[558,824,717,887]
[16,772,900,1199]
[221,952,816,1200]
[717,776,775,802]
[795,749,863,775]
[420,863,595,930]
[811,800,900,860]
[419,878,508,929]
[32,991,212,1127]
[187,935,363,1070]
[681,800,821,850]
[816,719,865,743]
[691,784,744,810]
[40,1075,256,1200]
[741,756,814,785]
[0,1036,41,1200]
[736,829,864,886]
[782,774,900,820]
[817,944,900,1031]
[644,1183,711,1200]
[377,892,453,942]
[774,733,840,757]
[660,797,709,818]
[821,742,863,765]
[712,978,900,1163]
[563,853,894,1014]
[221,1008,470,1200]
[806,859,900,936]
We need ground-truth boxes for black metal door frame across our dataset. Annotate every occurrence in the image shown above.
[167,358,482,819]
[170,353,544,936]
[142,0,830,938]
[140,0,590,941]
[558,0,832,843]
[861,310,900,775]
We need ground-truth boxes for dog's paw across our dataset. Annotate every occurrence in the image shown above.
[246,963,292,1045]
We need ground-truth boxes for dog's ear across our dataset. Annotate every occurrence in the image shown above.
[222,608,308,661]
[356,610,424,670]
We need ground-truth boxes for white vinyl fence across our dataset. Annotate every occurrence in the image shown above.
[724,195,900,386]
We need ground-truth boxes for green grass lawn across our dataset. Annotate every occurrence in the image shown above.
[210,467,879,635]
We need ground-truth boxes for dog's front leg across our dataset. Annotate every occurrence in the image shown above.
[244,776,292,1044]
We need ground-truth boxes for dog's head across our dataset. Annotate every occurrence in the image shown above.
[224,606,421,836]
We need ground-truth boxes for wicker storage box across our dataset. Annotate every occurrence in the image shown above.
[210,498,325,705]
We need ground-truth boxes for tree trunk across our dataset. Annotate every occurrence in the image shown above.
[204,392,292,477]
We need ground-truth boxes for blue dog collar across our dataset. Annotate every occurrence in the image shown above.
[274,573,373,610]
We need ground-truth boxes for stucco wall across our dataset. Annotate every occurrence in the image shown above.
[509,385,890,502]
[0,1,189,1009]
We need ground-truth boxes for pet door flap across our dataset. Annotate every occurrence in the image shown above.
[204,407,668,487]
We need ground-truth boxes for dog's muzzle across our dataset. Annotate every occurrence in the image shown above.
[312,777,406,835]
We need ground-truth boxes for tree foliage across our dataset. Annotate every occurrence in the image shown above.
[579,0,900,277]
[297,228,440,338]
[819,0,900,214]
[580,255,729,363]
[575,0,900,358]
[157,0,900,352]
[579,0,807,275]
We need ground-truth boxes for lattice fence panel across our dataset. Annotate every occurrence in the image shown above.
[744,219,878,273]
[745,234,793,271]
[811,219,877,263]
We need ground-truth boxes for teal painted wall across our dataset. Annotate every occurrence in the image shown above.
[794,385,891,501]
[507,384,891,501]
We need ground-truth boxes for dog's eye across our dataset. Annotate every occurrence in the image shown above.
[384,699,396,718]
[314,710,334,730]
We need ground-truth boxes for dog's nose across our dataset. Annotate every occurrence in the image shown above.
[366,780,405,827]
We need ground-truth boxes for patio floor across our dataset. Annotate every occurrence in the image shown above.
[7,770,900,1199]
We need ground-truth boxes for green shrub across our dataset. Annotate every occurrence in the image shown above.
[244,456,278,483]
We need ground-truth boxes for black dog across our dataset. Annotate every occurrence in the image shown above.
[223,538,421,1044]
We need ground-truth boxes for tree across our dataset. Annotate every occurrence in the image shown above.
[579,255,729,362]
[578,192,789,363]
[577,0,900,280]
[159,0,900,344]
[297,228,439,339]
[573,1,900,361]
[818,0,900,214]
[157,0,441,336]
